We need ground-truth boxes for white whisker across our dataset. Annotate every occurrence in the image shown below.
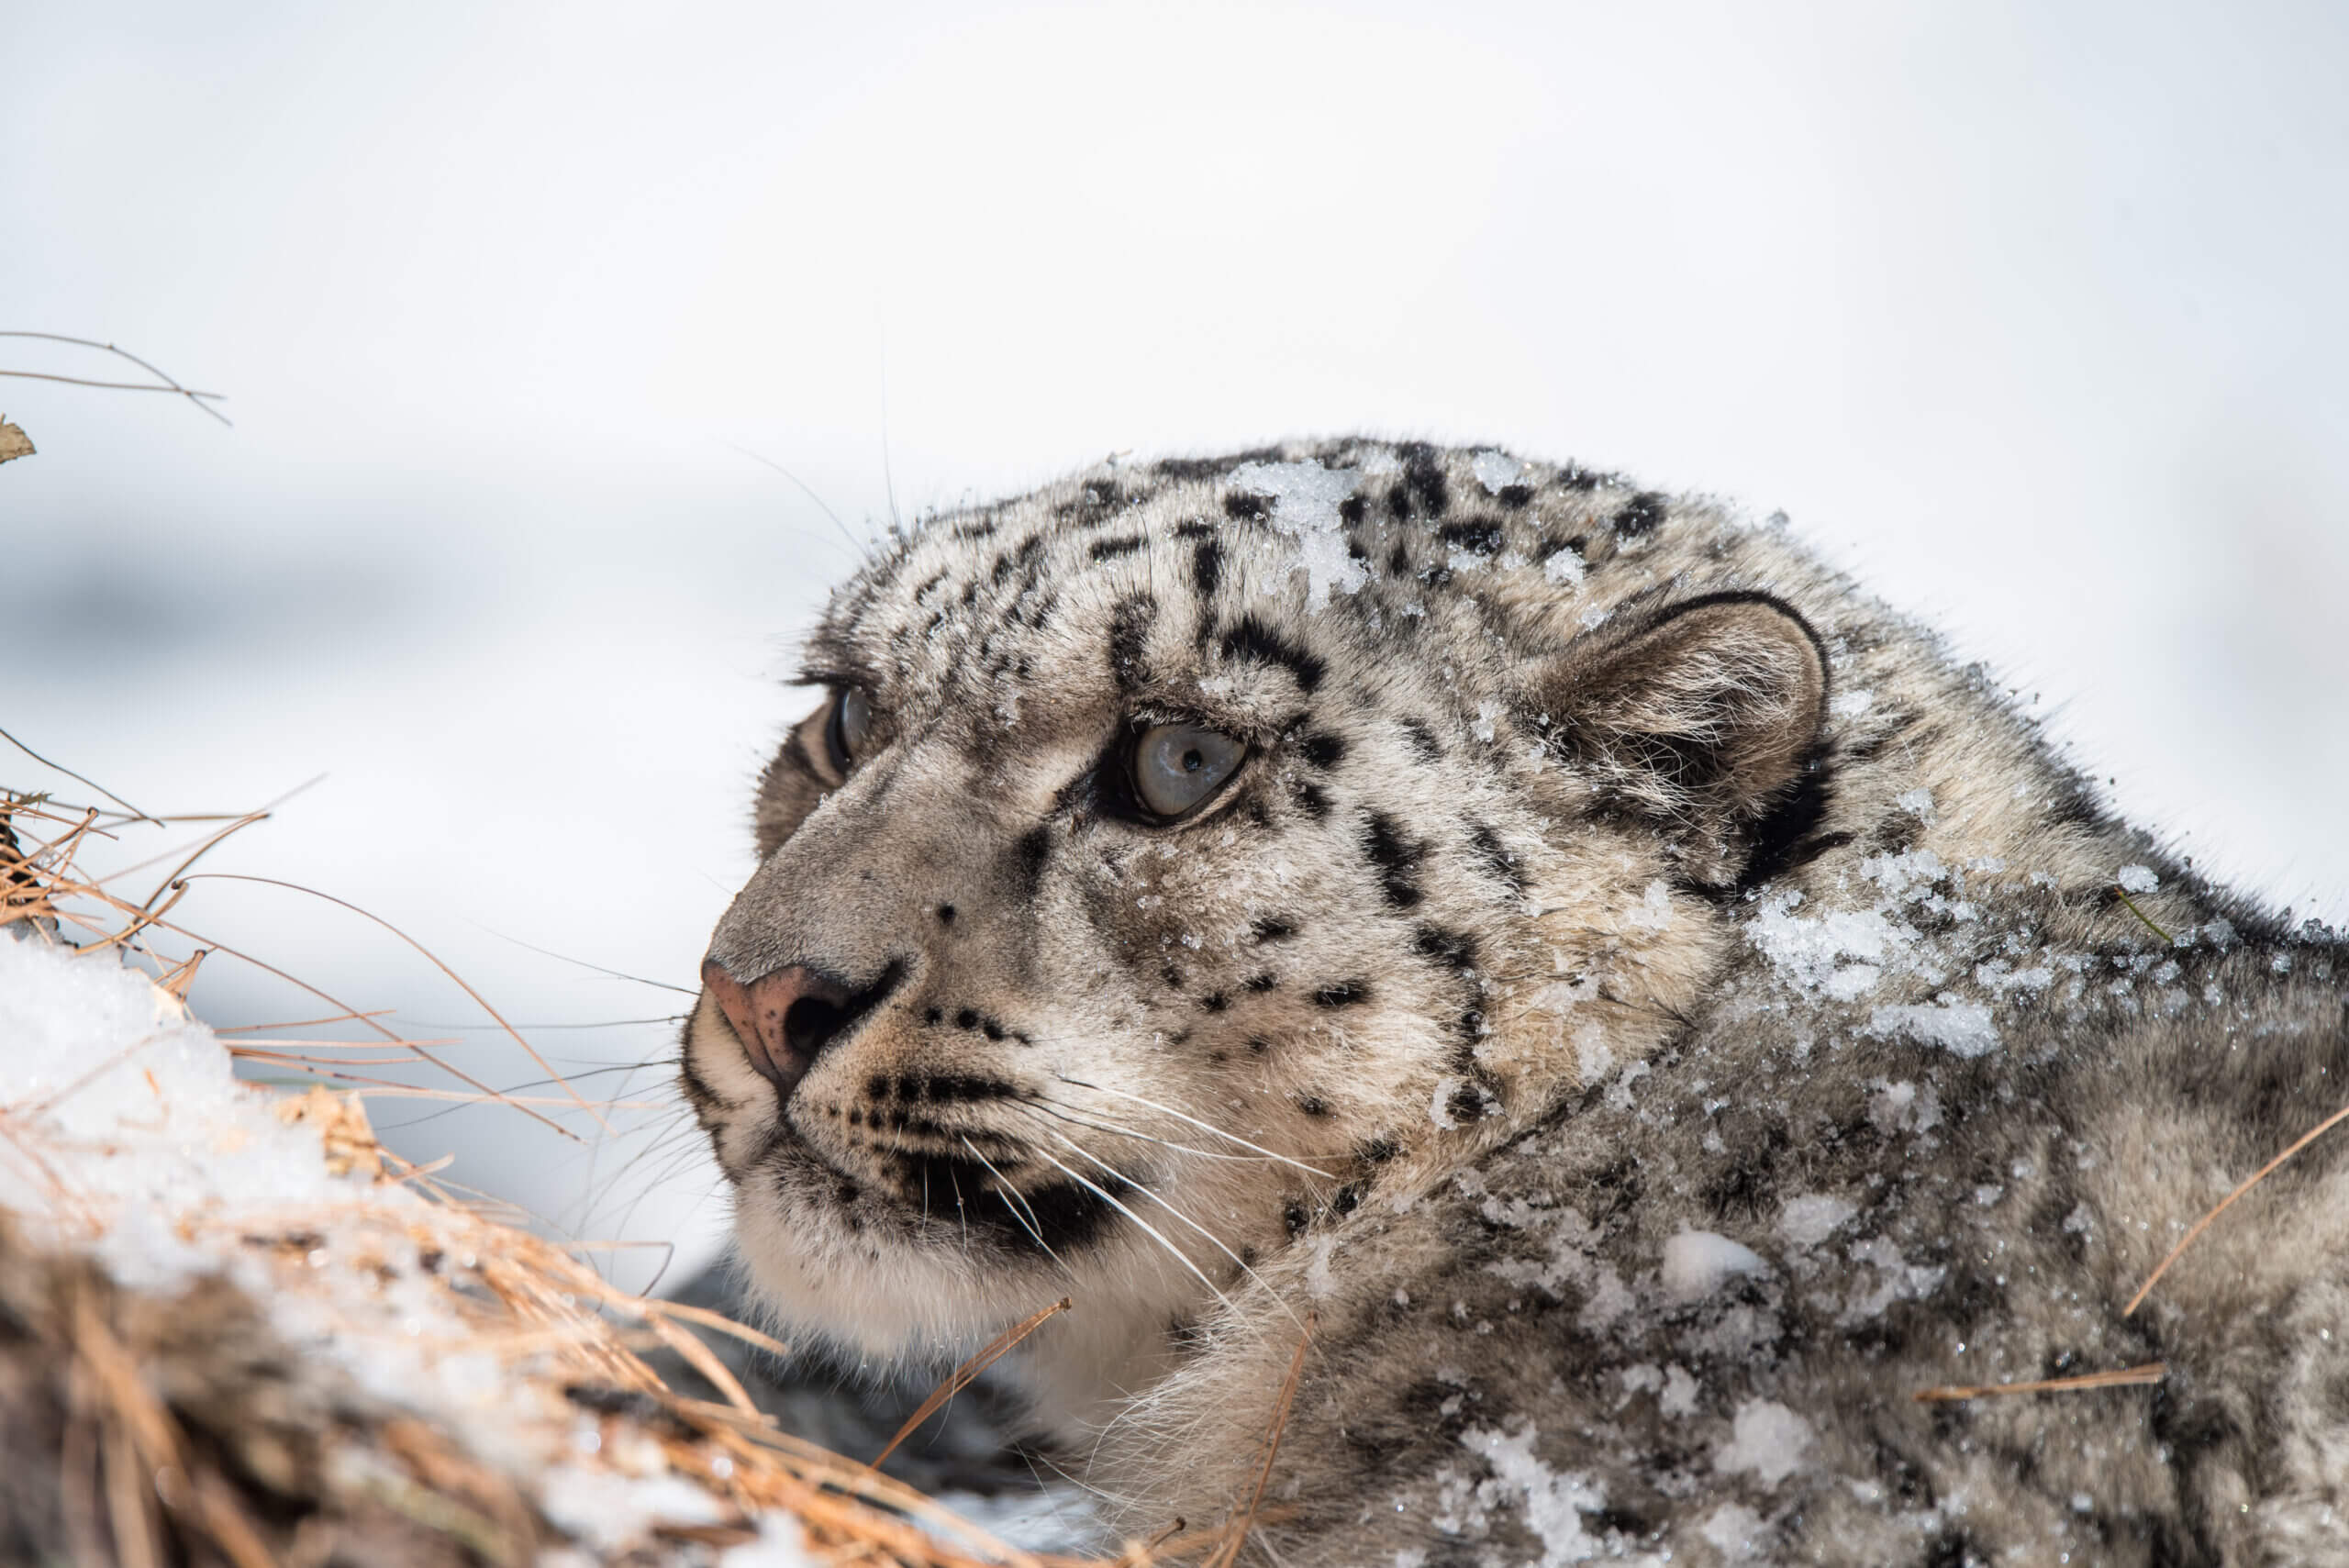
[959,1134,1074,1280]
[1029,1118,1305,1337]
[1027,1146,1239,1318]
[1052,1075,1338,1177]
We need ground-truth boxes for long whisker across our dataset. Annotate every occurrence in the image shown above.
[1052,1076,1337,1177]
[1026,1147,1239,1318]
[1023,1116,1303,1336]
[959,1135,1073,1280]
[1018,1095,1307,1165]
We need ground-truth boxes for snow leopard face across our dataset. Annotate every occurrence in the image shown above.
[679,441,1830,1423]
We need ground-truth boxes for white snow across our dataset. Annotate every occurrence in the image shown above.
[0,934,908,1558]
[1823,962,1882,1002]
[1829,688,1874,720]
[0,935,380,1295]
[1627,879,1675,931]
[2118,863,2159,894]
[1776,1194,1857,1247]
[1458,1422,1610,1564]
[1745,892,1914,992]
[1712,1399,1812,1487]
[1866,999,2000,1058]
[1661,1229,1766,1300]
[1542,546,1586,587]
[1700,1502,1768,1559]
[1470,450,1524,494]
[1227,459,1367,610]
[540,1466,724,1552]
[1895,787,1937,822]
[718,1515,825,1567]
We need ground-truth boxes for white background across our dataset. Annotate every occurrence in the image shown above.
[6,1,2345,1287]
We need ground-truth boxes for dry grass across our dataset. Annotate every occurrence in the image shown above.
[0,764,1264,1565]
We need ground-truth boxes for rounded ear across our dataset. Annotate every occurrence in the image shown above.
[1535,591,1829,843]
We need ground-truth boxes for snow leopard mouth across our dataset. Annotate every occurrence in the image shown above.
[790,1139,1136,1255]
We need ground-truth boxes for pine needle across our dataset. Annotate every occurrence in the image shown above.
[871,1297,1074,1469]
[2126,1097,2349,1316]
[1913,1361,2166,1402]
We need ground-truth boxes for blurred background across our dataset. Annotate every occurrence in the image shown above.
[6,1,2346,1293]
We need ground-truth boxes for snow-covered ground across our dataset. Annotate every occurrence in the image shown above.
[0,928,1100,1560]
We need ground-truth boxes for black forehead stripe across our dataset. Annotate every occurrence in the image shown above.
[1312,979,1371,1007]
[1400,443,1449,516]
[1362,811,1425,909]
[1300,732,1344,768]
[1218,616,1325,694]
[1090,534,1147,562]
[1467,821,1527,895]
[1108,594,1156,692]
[1154,446,1283,481]
[1613,490,1668,538]
[1436,517,1504,556]
[1192,537,1223,599]
[1173,518,1216,539]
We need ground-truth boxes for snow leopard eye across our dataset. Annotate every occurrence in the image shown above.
[1127,723,1245,822]
[826,686,874,773]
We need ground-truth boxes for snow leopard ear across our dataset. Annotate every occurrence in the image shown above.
[1538,592,1829,847]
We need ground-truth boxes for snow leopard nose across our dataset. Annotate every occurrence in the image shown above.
[702,958,899,1091]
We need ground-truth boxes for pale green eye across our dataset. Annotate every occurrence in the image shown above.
[1132,723,1244,819]
[827,685,874,772]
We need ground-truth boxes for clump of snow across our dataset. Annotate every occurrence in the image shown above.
[1542,547,1586,588]
[0,934,915,1558]
[0,935,378,1294]
[1227,460,1366,610]
[1823,963,1882,1002]
[1457,1422,1610,1564]
[1776,1194,1857,1247]
[1830,688,1874,720]
[1661,1229,1766,1300]
[540,1466,724,1552]
[2117,863,2159,894]
[1866,999,1999,1058]
[1842,1235,1947,1321]
[718,1514,824,1567]
[1700,1502,1768,1559]
[1713,1400,1812,1487]
[1745,891,1913,993]
[1896,787,1937,822]
[1659,1364,1701,1418]
[1472,700,1498,743]
[1867,1078,1941,1137]
[1627,879,1675,931]
[1470,450,1524,494]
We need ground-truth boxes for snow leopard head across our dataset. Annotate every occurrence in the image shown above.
[679,440,1829,1427]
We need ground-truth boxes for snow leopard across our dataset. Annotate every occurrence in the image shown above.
[680,439,2349,1566]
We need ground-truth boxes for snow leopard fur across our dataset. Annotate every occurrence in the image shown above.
[680,439,2349,1566]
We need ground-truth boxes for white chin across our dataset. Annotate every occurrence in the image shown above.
[730,1188,1048,1369]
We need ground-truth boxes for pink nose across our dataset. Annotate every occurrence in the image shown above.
[700,958,853,1091]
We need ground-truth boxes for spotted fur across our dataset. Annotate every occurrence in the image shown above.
[683,440,2349,1565]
